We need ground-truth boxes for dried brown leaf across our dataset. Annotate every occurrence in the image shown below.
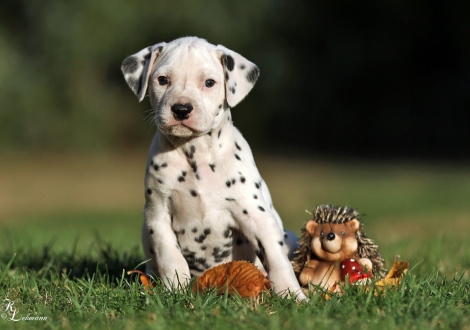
[193,261,271,297]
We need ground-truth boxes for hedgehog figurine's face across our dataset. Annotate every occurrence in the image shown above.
[305,219,360,262]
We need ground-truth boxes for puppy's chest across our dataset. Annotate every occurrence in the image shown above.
[147,143,257,206]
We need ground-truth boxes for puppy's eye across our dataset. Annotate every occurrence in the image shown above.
[157,76,168,86]
[205,79,215,88]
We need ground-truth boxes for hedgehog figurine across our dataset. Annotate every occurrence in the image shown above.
[292,204,386,291]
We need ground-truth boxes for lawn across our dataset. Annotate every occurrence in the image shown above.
[0,152,469,329]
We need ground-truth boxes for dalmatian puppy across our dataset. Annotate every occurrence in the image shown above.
[121,37,306,300]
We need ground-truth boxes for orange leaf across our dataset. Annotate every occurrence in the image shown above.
[324,282,338,300]
[385,260,410,279]
[127,270,156,293]
[193,261,271,297]
[374,259,409,291]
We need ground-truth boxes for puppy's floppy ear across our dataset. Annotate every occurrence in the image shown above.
[121,42,166,102]
[216,45,260,108]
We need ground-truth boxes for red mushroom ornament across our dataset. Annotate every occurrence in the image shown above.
[340,258,374,284]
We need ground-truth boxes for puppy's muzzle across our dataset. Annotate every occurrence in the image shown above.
[171,103,193,121]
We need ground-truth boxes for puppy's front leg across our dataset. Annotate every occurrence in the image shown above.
[142,201,190,288]
[240,214,308,301]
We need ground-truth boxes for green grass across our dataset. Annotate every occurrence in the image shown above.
[0,241,468,330]
[1,154,469,329]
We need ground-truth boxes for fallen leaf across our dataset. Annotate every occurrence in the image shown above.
[193,261,271,297]
[385,260,409,279]
[374,259,409,292]
[127,270,156,293]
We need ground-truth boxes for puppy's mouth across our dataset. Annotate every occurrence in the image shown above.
[159,121,204,137]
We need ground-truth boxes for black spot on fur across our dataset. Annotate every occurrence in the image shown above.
[226,180,231,187]
[196,174,200,180]
[149,229,154,235]
[255,249,264,263]
[194,228,211,244]
[157,179,163,184]
[225,55,235,71]
[209,164,216,172]
[256,239,266,263]
[224,228,232,238]
[218,104,222,109]
[157,46,164,53]
[190,145,196,154]
[161,163,167,168]
[225,197,235,201]
[235,142,242,151]
[218,130,222,139]
[239,64,246,70]
[190,190,198,197]
[195,234,206,243]
[183,249,200,271]
[235,154,241,161]
[149,247,155,254]
[182,171,187,177]
[153,164,159,171]
[220,250,231,258]
[192,228,198,233]
[236,238,244,245]
[224,242,233,248]
[212,246,232,262]
[258,206,265,212]
[246,66,260,83]
[208,130,212,136]
[191,161,198,173]
[255,182,260,189]
[225,72,229,81]
[229,86,236,94]
[240,177,246,183]
[243,209,248,214]
[189,264,205,272]
[279,241,284,246]
[178,176,185,182]
[122,56,139,74]
[231,178,236,185]
[201,245,207,250]
[147,189,152,195]
[254,195,258,199]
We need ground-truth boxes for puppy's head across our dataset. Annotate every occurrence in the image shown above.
[121,37,260,137]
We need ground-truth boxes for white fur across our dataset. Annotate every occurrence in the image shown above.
[122,37,306,300]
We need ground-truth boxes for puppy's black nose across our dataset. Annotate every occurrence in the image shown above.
[326,232,335,241]
[171,103,193,120]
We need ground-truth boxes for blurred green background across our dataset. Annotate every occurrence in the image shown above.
[1,0,469,157]
[0,1,469,275]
